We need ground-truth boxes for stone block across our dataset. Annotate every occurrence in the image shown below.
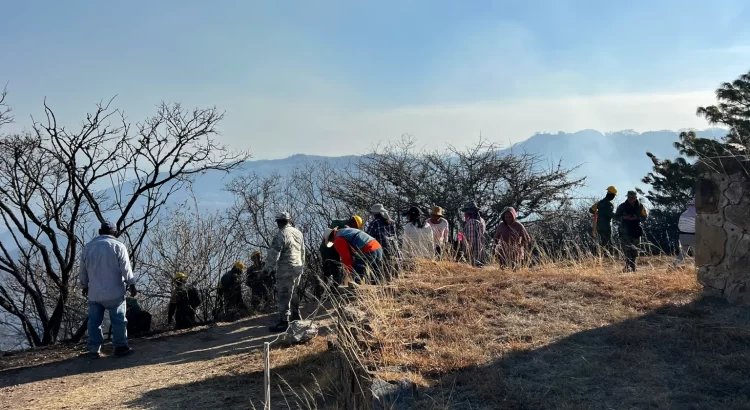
[724,281,749,305]
[695,178,719,214]
[697,266,727,295]
[695,218,726,266]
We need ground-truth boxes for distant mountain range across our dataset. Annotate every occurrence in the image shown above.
[502,128,726,201]
[180,128,727,209]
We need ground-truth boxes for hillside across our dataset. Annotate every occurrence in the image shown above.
[2,258,749,409]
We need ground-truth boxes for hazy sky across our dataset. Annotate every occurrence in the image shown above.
[2,1,749,159]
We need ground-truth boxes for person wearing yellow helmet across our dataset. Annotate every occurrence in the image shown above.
[246,250,274,312]
[168,272,201,329]
[218,261,249,321]
[329,215,363,230]
[589,186,618,250]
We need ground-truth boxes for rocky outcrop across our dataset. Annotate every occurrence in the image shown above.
[695,157,750,304]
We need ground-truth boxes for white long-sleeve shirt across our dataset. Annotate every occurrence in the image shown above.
[78,235,135,303]
[402,222,435,259]
[426,218,449,244]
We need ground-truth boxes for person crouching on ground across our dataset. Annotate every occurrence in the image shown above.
[218,261,249,320]
[494,207,532,270]
[615,190,648,272]
[327,227,383,284]
[168,272,202,330]
[263,212,306,333]
[79,221,136,358]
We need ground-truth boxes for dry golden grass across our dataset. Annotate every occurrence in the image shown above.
[344,256,750,409]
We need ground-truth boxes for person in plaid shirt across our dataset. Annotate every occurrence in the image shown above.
[461,201,486,267]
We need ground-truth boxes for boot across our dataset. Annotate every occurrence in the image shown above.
[268,321,289,333]
[114,346,134,357]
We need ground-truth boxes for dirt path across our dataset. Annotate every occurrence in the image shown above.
[0,313,333,410]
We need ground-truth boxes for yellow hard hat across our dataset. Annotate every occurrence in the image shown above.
[252,250,261,256]
[351,215,363,229]
[173,272,187,281]
[233,261,245,271]
[606,186,618,195]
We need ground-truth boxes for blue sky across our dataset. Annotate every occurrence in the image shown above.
[1,0,749,158]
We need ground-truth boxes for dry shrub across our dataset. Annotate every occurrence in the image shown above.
[332,255,750,409]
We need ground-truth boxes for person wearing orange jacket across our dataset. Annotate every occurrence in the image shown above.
[324,227,383,284]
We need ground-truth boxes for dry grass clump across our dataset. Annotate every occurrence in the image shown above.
[344,256,750,409]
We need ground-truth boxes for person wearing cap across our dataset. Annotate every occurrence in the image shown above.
[401,206,435,260]
[426,206,450,258]
[366,204,399,262]
[79,221,136,358]
[589,186,618,250]
[263,212,305,333]
[494,207,532,269]
[168,272,201,329]
[671,200,696,269]
[461,201,487,267]
[326,227,383,284]
[329,215,364,230]
[245,251,273,312]
[615,190,648,272]
[218,261,249,320]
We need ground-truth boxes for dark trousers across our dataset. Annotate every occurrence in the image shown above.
[621,234,640,271]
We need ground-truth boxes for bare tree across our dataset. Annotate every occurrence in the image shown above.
[0,95,248,346]
[137,193,246,325]
[330,136,586,237]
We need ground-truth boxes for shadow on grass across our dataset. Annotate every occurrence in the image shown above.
[415,298,750,410]
[0,314,280,389]
[123,348,339,410]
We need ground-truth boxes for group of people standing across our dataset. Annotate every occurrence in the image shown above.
[319,201,535,280]
[77,188,677,358]
[589,186,650,272]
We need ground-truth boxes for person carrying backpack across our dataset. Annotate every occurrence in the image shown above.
[168,272,201,330]
[126,296,152,336]
[615,191,648,272]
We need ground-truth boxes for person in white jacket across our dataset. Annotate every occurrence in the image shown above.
[671,201,696,268]
[263,212,305,332]
[401,207,435,260]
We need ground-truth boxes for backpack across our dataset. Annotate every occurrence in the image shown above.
[188,286,202,308]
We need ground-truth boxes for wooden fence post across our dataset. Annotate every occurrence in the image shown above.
[263,341,271,410]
